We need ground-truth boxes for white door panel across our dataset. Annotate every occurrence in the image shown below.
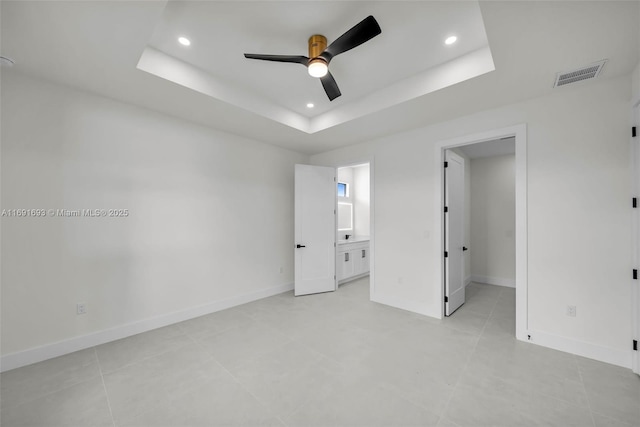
[633,106,640,375]
[445,150,465,315]
[295,164,336,296]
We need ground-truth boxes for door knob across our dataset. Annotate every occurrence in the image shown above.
[463,246,468,251]
[296,244,306,248]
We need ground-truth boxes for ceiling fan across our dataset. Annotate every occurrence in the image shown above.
[244,15,382,101]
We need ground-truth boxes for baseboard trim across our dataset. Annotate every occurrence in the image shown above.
[526,329,632,369]
[338,272,370,285]
[470,275,515,288]
[464,276,472,286]
[1,282,294,373]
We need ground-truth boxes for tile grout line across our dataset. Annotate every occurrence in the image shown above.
[183,323,301,425]
[0,352,106,412]
[590,410,636,427]
[468,288,596,420]
[231,293,378,423]
[203,349,291,427]
[438,286,502,421]
[104,339,222,426]
[97,329,198,376]
[575,355,598,427]
[482,288,599,418]
[93,347,116,427]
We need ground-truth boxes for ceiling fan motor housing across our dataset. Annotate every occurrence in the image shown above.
[308,35,327,60]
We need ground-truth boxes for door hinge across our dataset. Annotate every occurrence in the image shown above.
[633,340,638,351]
[334,209,336,215]
[634,269,638,280]
[334,176,336,182]
[444,161,448,168]
[633,197,637,208]
[444,206,448,213]
[444,296,449,303]
[334,275,336,280]
[444,251,448,258]
[633,126,637,138]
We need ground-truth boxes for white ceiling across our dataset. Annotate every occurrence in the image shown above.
[457,137,515,159]
[1,1,639,154]
[146,1,490,120]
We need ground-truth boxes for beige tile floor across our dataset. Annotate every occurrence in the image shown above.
[1,279,639,426]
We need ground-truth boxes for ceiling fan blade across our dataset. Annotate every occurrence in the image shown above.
[244,54,309,65]
[320,71,341,101]
[321,16,381,63]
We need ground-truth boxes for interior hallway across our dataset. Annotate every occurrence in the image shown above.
[1,279,638,426]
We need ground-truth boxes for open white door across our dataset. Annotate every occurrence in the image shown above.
[445,150,466,315]
[295,164,336,296]
[633,105,640,375]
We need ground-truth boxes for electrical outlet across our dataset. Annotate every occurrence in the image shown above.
[566,305,576,317]
[77,303,87,315]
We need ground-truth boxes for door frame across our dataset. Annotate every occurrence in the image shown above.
[333,157,376,300]
[435,124,528,342]
[444,150,466,315]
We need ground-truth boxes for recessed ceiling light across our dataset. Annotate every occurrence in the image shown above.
[445,36,457,45]
[306,103,315,108]
[178,37,191,46]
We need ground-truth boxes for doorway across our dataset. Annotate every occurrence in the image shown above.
[294,160,375,300]
[336,162,373,298]
[436,124,528,341]
[444,139,517,333]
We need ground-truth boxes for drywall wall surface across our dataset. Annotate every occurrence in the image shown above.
[311,75,632,358]
[633,62,640,105]
[470,155,516,285]
[1,71,308,356]
[636,1,640,103]
[353,164,370,237]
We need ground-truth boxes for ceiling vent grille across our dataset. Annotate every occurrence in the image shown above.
[553,60,606,88]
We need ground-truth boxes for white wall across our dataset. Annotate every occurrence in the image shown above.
[635,4,640,105]
[469,155,516,287]
[1,72,307,362]
[311,75,632,365]
[353,164,370,237]
[633,63,640,105]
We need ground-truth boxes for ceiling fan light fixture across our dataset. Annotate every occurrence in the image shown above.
[243,15,381,100]
[308,58,328,78]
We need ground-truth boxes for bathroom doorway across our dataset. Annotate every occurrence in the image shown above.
[336,162,373,299]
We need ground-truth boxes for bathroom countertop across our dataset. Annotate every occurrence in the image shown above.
[338,236,370,245]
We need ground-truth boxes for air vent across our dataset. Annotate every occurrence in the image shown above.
[553,60,606,88]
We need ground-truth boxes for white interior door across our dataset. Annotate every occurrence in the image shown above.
[633,106,640,375]
[445,150,466,315]
[295,164,336,296]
